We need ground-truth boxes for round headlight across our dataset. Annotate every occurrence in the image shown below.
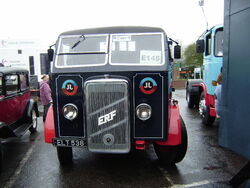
[136,103,152,121]
[63,103,78,120]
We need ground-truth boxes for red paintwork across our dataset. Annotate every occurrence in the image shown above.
[44,106,56,143]
[193,82,216,117]
[155,102,181,146]
[45,102,182,147]
[207,94,215,107]
[0,91,30,125]
[199,83,216,117]
[210,107,216,116]
[135,140,146,150]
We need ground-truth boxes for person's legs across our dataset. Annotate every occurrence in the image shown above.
[43,104,50,122]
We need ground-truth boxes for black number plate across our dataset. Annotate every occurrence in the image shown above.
[53,138,86,147]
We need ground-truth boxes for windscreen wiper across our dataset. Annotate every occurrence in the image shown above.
[71,35,85,49]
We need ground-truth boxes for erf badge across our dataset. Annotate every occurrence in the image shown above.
[62,80,78,96]
[139,77,157,94]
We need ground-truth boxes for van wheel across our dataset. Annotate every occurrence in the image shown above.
[57,147,73,164]
[186,89,195,108]
[154,117,188,166]
[199,91,215,126]
[29,109,38,133]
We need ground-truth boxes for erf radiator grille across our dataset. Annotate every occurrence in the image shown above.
[85,79,130,153]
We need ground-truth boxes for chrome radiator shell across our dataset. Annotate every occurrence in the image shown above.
[85,78,130,153]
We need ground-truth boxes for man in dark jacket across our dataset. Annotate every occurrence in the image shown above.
[40,75,52,122]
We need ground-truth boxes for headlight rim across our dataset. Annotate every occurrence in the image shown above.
[62,103,78,121]
[136,103,152,121]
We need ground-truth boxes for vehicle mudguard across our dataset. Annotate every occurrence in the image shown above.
[188,82,213,106]
[198,83,215,107]
[26,99,39,118]
[155,102,182,146]
[186,79,203,96]
[44,106,55,143]
[192,83,216,116]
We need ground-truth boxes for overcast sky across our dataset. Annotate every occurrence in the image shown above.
[0,0,224,47]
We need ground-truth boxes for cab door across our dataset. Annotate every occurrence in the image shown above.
[18,73,30,118]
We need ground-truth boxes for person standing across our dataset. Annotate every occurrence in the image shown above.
[40,75,52,122]
[215,72,222,118]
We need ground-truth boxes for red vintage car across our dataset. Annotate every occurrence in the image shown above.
[0,67,39,172]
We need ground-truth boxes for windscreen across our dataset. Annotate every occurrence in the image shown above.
[110,33,164,65]
[56,33,165,67]
[57,35,108,67]
[214,29,223,57]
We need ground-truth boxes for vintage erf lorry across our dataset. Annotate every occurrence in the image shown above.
[44,27,188,165]
[186,25,223,125]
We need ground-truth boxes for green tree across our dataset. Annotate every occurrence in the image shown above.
[184,43,203,69]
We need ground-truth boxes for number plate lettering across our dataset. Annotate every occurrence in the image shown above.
[53,139,86,147]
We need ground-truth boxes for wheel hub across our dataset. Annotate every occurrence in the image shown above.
[32,110,37,128]
[199,99,206,117]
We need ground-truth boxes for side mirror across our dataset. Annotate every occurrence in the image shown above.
[196,40,204,53]
[47,49,54,62]
[174,45,181,59]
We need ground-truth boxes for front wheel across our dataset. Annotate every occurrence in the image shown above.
[199,91,215,126]
[29,109,38,133]
[186,89,195,108]
[0,142,2,173]
[154,117,188,166]
[57,147,73,164]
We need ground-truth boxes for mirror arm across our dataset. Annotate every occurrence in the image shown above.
[168,37,179,45]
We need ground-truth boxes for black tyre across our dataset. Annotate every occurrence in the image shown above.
[57,147,73,164]
[186,89,195,108]
[0,142,2,174]
[174,117,188,163]
[199,91,215,126]
[29,109,38,133]
[154,117,188,166]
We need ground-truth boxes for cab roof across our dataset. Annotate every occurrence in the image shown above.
[0,67,29,76]
[60,26,165,36]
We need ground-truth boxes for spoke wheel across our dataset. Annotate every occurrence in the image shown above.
[29,109,38,133]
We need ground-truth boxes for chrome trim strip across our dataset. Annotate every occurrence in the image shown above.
[85,78,128,84]
[89,119,128,138]
[88,97,128,117]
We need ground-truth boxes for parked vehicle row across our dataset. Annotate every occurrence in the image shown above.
[0,27,188,172]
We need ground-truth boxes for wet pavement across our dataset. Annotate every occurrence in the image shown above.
[0,89,248,188]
